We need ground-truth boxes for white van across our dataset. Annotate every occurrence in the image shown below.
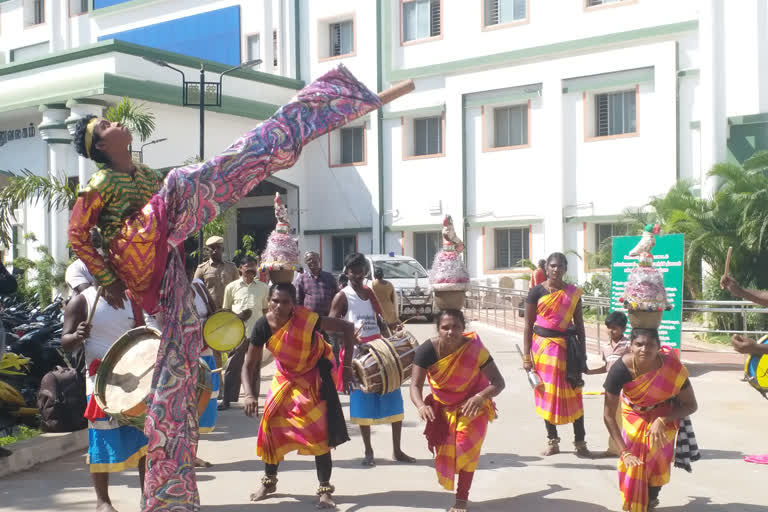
[364,254,433,321]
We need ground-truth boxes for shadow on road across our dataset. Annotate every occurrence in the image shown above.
[663,496,767,511]
[686,363,744,377]
[209,484,617,512]
[476,451,542,469]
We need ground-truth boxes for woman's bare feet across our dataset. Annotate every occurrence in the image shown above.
[393,450,416,463]
[317,492,335,508]
[250,479,277,502]
[449,498,468,512]
[96,501,118,512]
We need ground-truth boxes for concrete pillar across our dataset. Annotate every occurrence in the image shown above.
[65,99,109,186]
[699,0,727,197]
[263,0,274,73]
[38,104,72,266]
[541,76,565,255]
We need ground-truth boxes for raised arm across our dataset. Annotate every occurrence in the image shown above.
[721,275,768,307]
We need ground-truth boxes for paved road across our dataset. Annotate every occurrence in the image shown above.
[0,321,764,511]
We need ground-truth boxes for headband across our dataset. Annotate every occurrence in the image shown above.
[84,118,99,159]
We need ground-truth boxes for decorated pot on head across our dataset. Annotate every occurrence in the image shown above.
[259,192,299,284]
[620,224,672,329]
[430,215,470,310]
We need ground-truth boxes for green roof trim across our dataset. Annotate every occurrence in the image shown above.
[382,104,444,120]
[728,113,768,126]
[465,84,541,109]
[0,39,304,90]
[303,227,372,235]
[384,224,442,232]
[384,19,697,81]
[0,72,280,119]
[467,217,542,227]
[562,66,654,94]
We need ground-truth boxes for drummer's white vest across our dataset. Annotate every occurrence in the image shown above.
[81,286,136,395]
[342,285,380,341]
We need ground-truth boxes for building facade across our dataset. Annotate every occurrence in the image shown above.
[0,0,765,285]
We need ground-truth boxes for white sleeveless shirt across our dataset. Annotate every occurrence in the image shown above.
[342,285,380,342]
[81,286,137,395]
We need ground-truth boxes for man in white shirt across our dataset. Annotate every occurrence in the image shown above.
[219,256,269,410]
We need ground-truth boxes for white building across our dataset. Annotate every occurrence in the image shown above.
[0,0,764,285]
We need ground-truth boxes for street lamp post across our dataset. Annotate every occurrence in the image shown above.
[143,57,262,262]
[131,137,168,164]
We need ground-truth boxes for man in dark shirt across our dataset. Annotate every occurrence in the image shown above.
[295,251,337,317]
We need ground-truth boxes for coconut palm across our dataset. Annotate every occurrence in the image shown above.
[0,97,156,247]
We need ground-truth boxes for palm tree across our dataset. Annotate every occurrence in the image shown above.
[0,97,156,247]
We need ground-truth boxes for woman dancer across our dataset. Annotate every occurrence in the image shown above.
[410,310,505,512]
[523,252,591,457]
[603,328,698,511]
[241,283,355,508]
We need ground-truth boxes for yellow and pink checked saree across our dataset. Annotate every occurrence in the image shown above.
[532,284,584,425]
[423,333,497,491]
[257,306,336,465]
[618,348,688,512]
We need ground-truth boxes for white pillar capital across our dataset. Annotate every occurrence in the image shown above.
[37,103,71,143]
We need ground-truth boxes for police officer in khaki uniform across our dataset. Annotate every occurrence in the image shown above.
[194,236,239,310]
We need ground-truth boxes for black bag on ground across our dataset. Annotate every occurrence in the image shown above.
[37,353,87,432]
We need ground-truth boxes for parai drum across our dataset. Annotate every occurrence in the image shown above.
[94,326,213,429]
[203,311,245,352]
[745,334,768,399]
[352,330,419,395]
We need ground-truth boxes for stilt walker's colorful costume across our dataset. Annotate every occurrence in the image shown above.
[68,65,383,511]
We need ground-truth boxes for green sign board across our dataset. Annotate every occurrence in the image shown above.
[609,234,685,351]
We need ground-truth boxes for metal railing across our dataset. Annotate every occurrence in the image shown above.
[465,285,768,347]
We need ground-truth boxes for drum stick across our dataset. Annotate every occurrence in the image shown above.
[86,286,104,328]
[211,367,225,374]
[724,246,733,278]
[378,80,415,105]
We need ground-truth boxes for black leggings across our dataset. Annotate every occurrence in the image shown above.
[648,486,661,502]
[265,452,333,483]
[545,416,585,442]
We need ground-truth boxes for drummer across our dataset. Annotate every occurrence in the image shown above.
[61,263,147,512]
[721,273,768,464]
[241,283,355,508]
[329,252,415,466]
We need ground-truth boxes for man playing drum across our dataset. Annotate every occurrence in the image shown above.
[241,283,355,508]
[329,252,415,466]
[721,273,768,464]
[62,263,146,512]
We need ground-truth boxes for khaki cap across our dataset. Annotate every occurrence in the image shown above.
[205,235,224,247]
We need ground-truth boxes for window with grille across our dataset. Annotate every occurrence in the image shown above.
[272,30,279,68]
[413,231,441,269]
[25,0,45,26]
[329,20,354,57]
[594,90,636,137]
[595,223,629,252]
[413,116,442,156]
[332,235,356,271]
[494,227,529,269]
[485,0,527,26]
[586,0,626,6]
[340,127,364,164]
[247,34,261,70]
[493,105,528,148]
[402,0,441,42]
[70,0,88,16]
